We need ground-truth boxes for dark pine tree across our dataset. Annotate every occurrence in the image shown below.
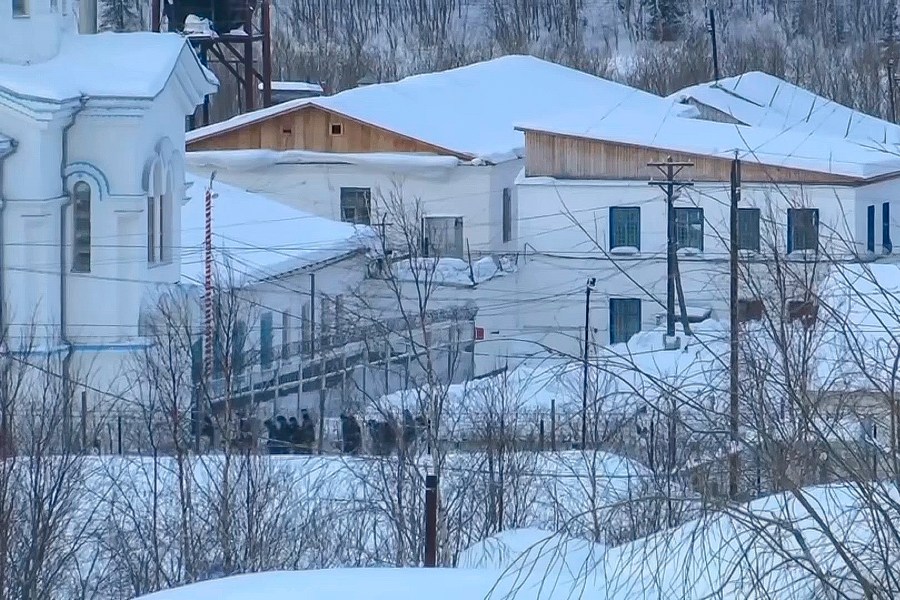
[100,0,140,32]
[642,0,685,41]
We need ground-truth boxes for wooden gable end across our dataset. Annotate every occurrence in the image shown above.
[522,130,862,186]
[188,105,470,158]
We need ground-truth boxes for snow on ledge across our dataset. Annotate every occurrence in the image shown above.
[392,256,515,286]
[186,149,463,172]
[609,245,640,256]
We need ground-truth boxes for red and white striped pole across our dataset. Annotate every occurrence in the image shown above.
[203,172,216,416]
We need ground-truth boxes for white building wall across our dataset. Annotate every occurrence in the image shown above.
[511,174,866,362]
[186,157,526,253]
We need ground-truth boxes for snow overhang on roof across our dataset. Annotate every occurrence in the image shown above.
[187,55,676,164]
[0,32,216,110]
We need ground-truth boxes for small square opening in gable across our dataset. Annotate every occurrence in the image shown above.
[330,122,343,136]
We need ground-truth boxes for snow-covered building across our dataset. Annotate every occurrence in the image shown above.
[170,174,477,423]
[183,55,674,255]
[0,1,216,399]
[512,94,900,359]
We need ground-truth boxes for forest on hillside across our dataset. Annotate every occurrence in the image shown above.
[102,0,900,123]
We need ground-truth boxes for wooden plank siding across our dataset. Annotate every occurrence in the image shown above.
[522,130,863,186]
[188,105,470,159]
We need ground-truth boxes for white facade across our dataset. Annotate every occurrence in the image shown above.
[0,7,216,405]
[185,154,522,254]
[512,174,900,362]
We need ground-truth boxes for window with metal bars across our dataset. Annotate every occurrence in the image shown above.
[72,182,91,272]
[609,206,641,250]
[674,207,703,251]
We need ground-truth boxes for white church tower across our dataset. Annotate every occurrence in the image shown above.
[0,1,216,401]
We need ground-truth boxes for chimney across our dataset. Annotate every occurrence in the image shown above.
[78,0,97,34]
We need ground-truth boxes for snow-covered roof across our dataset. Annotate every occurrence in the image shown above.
[187,55,677,163]
[671,72,900,149]
[181,172,377,284]
[517,104,900,180]
[0,32,217,103]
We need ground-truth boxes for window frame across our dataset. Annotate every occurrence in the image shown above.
[260,312,274,369]
[674,207,704,252]
[883,202,893,254]
[339,187,371,225]
[787,208,819,254]
[422,215,465,258]
[609,206,641,251]
[866,204,876,253]
[12,0,29,17]
[72,181,92,273]
[737,298,764,322]
[737,207,761,252]
[609,298,642,344]
[502,187,513,243]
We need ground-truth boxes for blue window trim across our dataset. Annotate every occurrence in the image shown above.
[867,205,876,253]
[609,206,641,250]
[609,298,642,344]
[884,202,893,254]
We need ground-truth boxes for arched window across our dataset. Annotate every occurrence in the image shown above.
[72,182,91,273]
[147,162,171,264]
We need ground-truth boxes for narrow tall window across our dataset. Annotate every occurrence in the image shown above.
[147,196,157,263]
[883,202,893,254]
[260,312,274,369]
[867,204,876,253]
[787,208,819,253]
[737,208,761,252]
[232,320,247,374]
[72,182,91,272]
[502,188,513,243]
[12,0,29,17]
[340,187,371,225]
[158,193,166,261]
[609,206,641,250]
[609,298,642,344]
[282,311,292,359]
[674,207,704,251]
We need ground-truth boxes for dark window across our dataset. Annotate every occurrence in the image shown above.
[610,206,641,250]
[737,208,760,252]
[502,188,513,243]
[72,182,91,272]
[788,299,818,328]
[260,312,274,369]
[147,196,156,263]
[867,205,876,253]
[609,298,642,344]
[674,207,704,251]
[330,122,343,136]
[883,202,893,254]
[232,321,247,374]
[13,0,29,17]
[340,187,371,225]
[787,208,819,253]
[191,338,202,384]
[738,299,764,322]
[423,216,464,258]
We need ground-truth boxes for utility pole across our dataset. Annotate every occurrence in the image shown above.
[201,172,217,454]
[424,473,438,567]
[729,156,742,500]
[581,277,596,449]
[648,157,694,345]
[707,8,720,81]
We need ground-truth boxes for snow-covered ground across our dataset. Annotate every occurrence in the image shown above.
[137,480,900,599]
